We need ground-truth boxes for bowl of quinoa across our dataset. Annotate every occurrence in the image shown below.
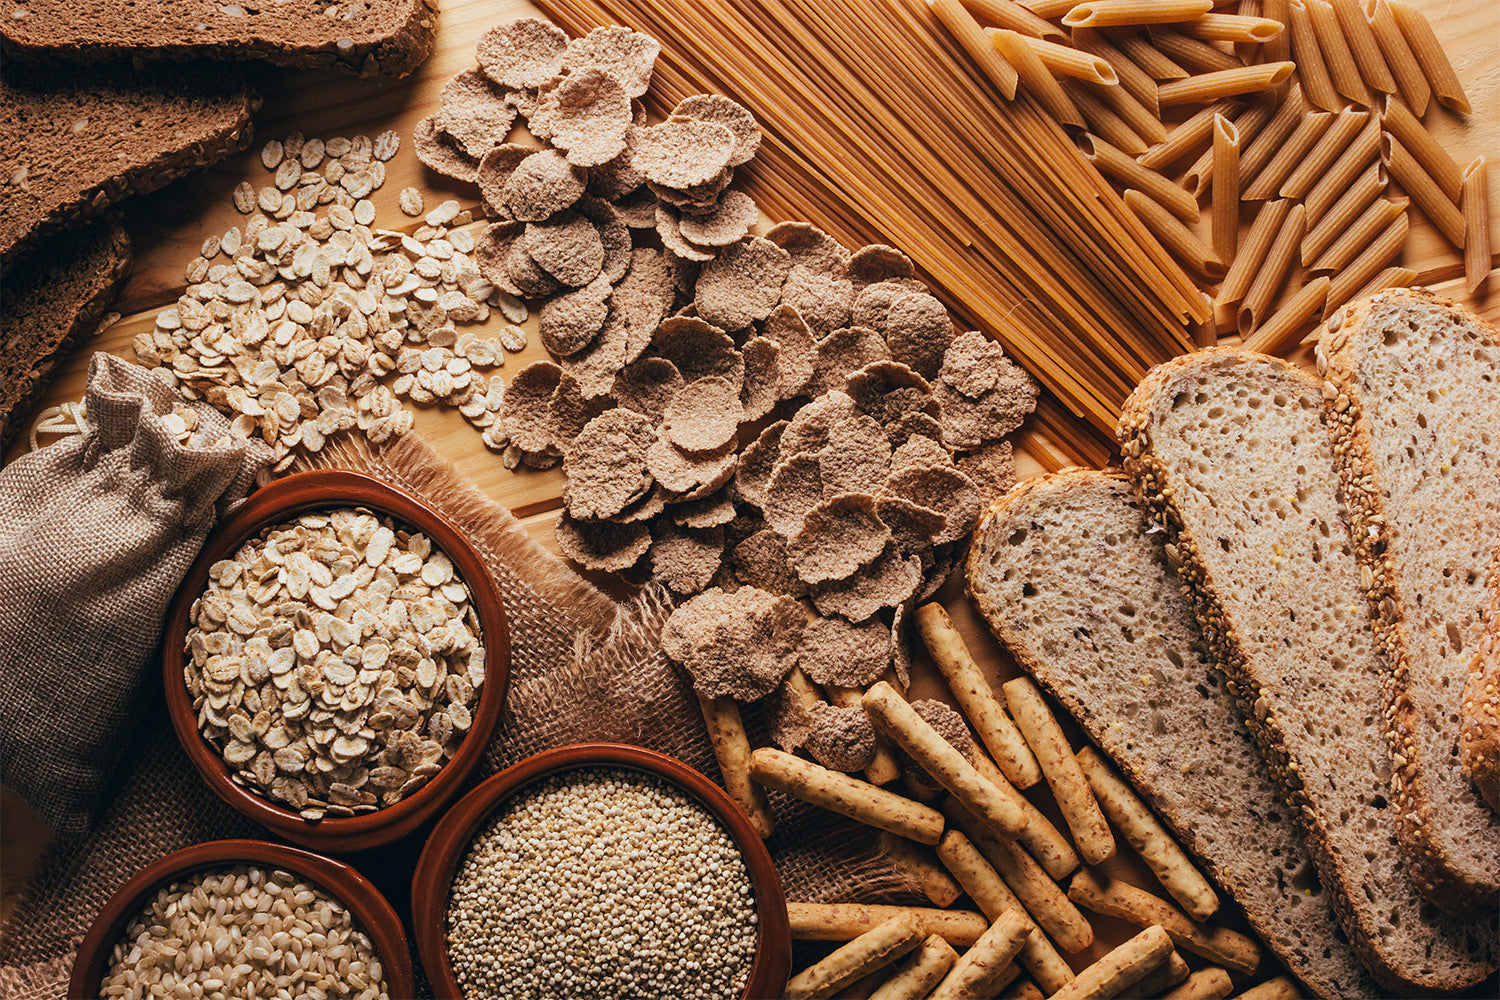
[162,468,510,853]
[71,839,415,1000]
[411,743,792,999]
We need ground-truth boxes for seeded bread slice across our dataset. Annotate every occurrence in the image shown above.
[0,60,255,271]
[1316,288,1500,913]
[0,0,436,78]
[0,217,132,450]
[966,469,1380,999]
[1118,348,1498,993]
[1464,545,1500,812]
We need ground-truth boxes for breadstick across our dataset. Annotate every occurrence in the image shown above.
[788,902,989,946]
[1231,976,1301,1000]
[1076,746,1219,920]
[864,681,1029,839]
[826,684,901,785]
[881,831,964,907]
[1001,978,1045,1000]
[868,934,960,1000]
[936,830,1076,993]
[917,603,1041,788]
[1163,967,1235,1000]
[1117,950,1189,998]
[927,909,1031,1000]
[944,799,1095,954]
[698,695,775,838]
[1046,925,1174,1000]
[748,747,944,844]
[1002,677,1114,865]
[1068,869,1263,975]
[970,745,1080,880]
[785,914,925,999]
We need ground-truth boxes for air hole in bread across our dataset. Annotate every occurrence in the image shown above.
[1022,582,1036,598]
[1007,528,1027,546]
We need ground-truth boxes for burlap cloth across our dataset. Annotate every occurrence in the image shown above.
[0,428,908,999]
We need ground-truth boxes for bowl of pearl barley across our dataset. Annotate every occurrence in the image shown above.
[71,839,415,1000]
[411,743,792,1000]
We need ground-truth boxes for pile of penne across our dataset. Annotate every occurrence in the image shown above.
[950,0,1489,356]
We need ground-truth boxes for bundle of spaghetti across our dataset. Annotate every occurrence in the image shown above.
[540,0,1208,461]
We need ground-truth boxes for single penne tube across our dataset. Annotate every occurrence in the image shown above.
[1011,33,1119,83]
[1303,114,1382,223]
[1232,975,1303,1000]
[1309,195,1408,274]
[1067,84,1151,155]
[1124,189,1226,280]
[1071,26,1161,113]
[1386,0,1470,113]
[1139,98,1241,169]
[1081,134,1200,221]
[1115,30,1190,79]
[826,683,902,785]
[1262,0,1291,64]
[1067,869,1265,974]
[1163,967,1235,1000]
[1238,84,1306,184]
[1047,925,1174,1000]
[1462,157,1490,293]
[1021,0,1078,17]
[788,902,990,946]
[1323,212,1409,314]
[1178,12,1285,42]
[1075,746,1220,920]
[1218,197,1293,306]
[1341,264,1417,307]
[1150,29,1245,73]
[1095,76,1168,145]
[1185,102,1271,197]
[785,914,926,1000]
[1063,0,1215,29]
[1302,161,1385,263]
[927,909,1031,1000]
[1329,0,1396,93]
[961,0,1069,40]
[1381,133,1465,248]
[1243,111,1334,200]
[868,935,960,1000]
[1157,61,1295,106]
[970,749,1080,880]
[748,747,945,844]
[1367,0,1430,115]
[1306,0,1374,104]
[863,681,1030,839]
[1287,0,1341,110]
[1379,94,1463,201]
[881,831,965,907]
[1002,676,1115,864]
[1119,951,1191,998]
[698,694,776,838]
[1237,201,1305,335]
[992,29,1086,128]
[1278,106,1370,199]
[932,0,1019,99]
[1212,114,1241,264]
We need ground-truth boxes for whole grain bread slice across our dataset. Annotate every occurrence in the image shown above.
[966,469,1381,999]
[1117,347,1498,994]
[0,217,132,450]
[1464,545,1500,812]
[0,0,436,78]
[1317,287,1500,913]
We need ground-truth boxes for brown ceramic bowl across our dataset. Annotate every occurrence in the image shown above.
[67,838,415,1000]
[162,468,510,853]
[411,743,792,1000]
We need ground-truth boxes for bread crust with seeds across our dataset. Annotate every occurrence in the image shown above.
[1315,287,1500,911]
[1117,346,1498,994]
[1464,545,1500,812]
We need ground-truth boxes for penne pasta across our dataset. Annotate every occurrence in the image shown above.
[1278,106,1369,199]
[1072,27,1161,114]
[1309,195,1409,273]
[1009,33,1119,84]
[1063,0,1215,29]
[1238,88,1306,191]
[1286,0,1341,110]
[1324,212,1410,314]
[1238,202,1306,335]
[1179,12,1285,43]
[1218,197,1293,306]
[1067,83,1151,154]
[1234,0,1263,64]
[1095,78,1168,144]
[1302,162,1386,263]
[1379,94,1463,202]
[1157,61,1295,105]
[1115,30,1190,79]
[1329,0,1397,93]
[961,0,1068,40]
[1303,113,1382,223]
[993,29,1086,128]
[1367,0,1430,116]
[932,0,1020,100]
[1082,134,1201,220]
[1021,0,1079,17]
[1139,98,1241,169]
[1149,28,1245,74]
[1212,114,1241,265]
[1243,110,1335,200]
[1306,0,1374,104]
[1462,157,1490,293]
[1243,275,1330,355]
[1386,0,1470,113]
[1124,189,1226,279]
[1184,101,1270,196]
[1381,134,1465,248]
[1262,0,1292,66]
[1340,265,1418,312]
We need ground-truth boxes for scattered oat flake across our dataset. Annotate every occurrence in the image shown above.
[555,513,651,572]
[477,17,569,89]
[660,586,804,701]
[564,26,661,99]
[797,614,893,688]
[563,408,656,520]
[789,493,891,585]
[634,118,737,189]
[398,187,424,216]
[671,94,761,167]
[550,67,632,168]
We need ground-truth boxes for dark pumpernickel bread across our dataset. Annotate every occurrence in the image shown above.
[1,0,437,77]
[0,60,255,271]
[0,217,132,450]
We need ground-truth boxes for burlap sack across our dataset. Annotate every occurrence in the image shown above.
[0,354,271,837]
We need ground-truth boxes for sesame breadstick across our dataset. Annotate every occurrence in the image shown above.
[1076,745,1219,919]
[1118,950,1190,998]
[864,681,1029,839]
[868,934,960,1000]
[1068,869,1262,975]
[1231,976,1302,1000]
[787,902,990,946]
[784,914,925,999]
[971,745,1080,880]
[927,908,1032,1000]
[880,831,964,907]
[698,694,775,838]
[1002,677,1115,865]
[748,747,944,844]
[1163,967,1235,1000]
[1046,925,1175,1000]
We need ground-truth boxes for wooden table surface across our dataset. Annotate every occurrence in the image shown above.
[3,0,1497,988]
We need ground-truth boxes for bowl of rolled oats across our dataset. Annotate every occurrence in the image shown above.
[410,742,792,1000]
[71,838,415,1000]
[163,468,509,853]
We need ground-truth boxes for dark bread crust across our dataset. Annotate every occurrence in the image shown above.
[1316,286,1500,912]
[0,217,132,449]
[0,0,437,78]
[0,60,256,272]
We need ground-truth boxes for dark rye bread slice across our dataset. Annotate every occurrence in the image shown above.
[1317,288,1500,913]
[0,217,132,449]
[0,60,255,272]
[966,469,1380,1000]
[0,0,436,78]
[1118,348,1498,994]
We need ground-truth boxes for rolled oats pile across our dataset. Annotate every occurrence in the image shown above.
[185,508,485,821]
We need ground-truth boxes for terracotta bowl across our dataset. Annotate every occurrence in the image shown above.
[411,743,792,1000]
[67,838,415,1000]
[162,468,510,853]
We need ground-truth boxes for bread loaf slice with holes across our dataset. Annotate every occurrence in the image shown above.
[1118,348,1498,993]
[1317,288,1500,912]
[966,469,1380,999]
[1465,545,1500,813]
